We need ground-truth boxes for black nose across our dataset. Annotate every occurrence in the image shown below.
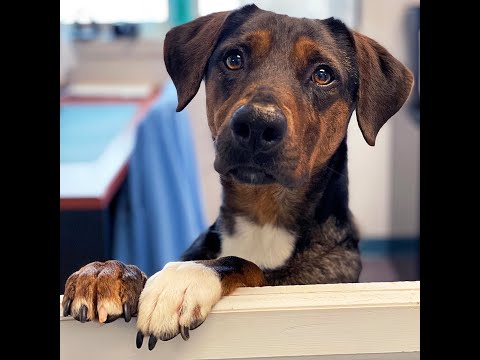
[230,103,287,153]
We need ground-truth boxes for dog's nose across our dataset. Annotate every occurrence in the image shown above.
[230,103,287,153]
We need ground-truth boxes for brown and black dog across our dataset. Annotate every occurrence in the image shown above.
[61,4,413,350]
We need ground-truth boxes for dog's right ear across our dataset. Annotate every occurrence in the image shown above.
[164,11,230,112]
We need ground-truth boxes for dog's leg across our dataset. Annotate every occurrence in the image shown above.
[180,221,222,261]
[135,256,265,349]
[62,260,147,323]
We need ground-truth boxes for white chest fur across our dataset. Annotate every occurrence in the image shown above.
[219,216,296,270]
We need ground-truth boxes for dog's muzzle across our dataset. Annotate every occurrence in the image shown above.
[213,102,286,185]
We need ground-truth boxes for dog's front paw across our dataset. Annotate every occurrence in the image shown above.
[136,261,222,350]
[62,260,147,323]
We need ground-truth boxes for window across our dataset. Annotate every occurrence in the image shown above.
[198,0,241,16]
[197,0,358,27]
[60,0,169,24]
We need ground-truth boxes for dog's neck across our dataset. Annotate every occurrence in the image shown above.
[218,139,350,238]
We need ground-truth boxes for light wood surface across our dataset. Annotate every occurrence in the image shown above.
[60,281,419,359]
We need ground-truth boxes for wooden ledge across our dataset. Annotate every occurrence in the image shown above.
[60,281,419,359]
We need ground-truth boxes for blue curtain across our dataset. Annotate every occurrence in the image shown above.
[112,81,207,276]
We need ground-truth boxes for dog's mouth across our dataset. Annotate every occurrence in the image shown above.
[227,166,276,185]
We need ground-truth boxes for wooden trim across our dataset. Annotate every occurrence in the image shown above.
[360,238,419,257]
[60,163,129,210]
[60,281,419,359]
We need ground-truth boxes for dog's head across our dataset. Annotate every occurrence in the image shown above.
[164,4,413,187]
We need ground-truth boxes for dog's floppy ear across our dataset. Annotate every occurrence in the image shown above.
[352,32,414,146]
[164,11,231,112]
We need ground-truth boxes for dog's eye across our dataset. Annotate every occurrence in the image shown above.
[224,50,244,70]
[312,66,334,85]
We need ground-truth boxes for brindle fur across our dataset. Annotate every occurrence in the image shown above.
[182,140,361,285]
[176,5,412,285]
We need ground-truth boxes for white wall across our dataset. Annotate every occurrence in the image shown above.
[349,0,419,238]
[69,40,169,86]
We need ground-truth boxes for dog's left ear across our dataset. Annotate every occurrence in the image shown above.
[353,32,414,146]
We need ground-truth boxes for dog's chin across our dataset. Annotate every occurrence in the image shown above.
[227,166,277,185]
[214,158,307,187]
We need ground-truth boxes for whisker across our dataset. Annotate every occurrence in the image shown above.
[324,165,347,179]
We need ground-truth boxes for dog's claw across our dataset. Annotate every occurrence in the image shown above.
[104,314,120,323]
[190,319,204,330]
[148,335,158,350]
[136,331,144,349]
[79,305,88,323]
[63,298,72,317]
[123,303,131,322]
[180,326,190,341]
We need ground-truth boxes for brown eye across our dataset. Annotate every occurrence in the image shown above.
[312,66,334,85]
[224,50,243,70]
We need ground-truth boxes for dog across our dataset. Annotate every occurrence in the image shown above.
[61,4,413,351]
